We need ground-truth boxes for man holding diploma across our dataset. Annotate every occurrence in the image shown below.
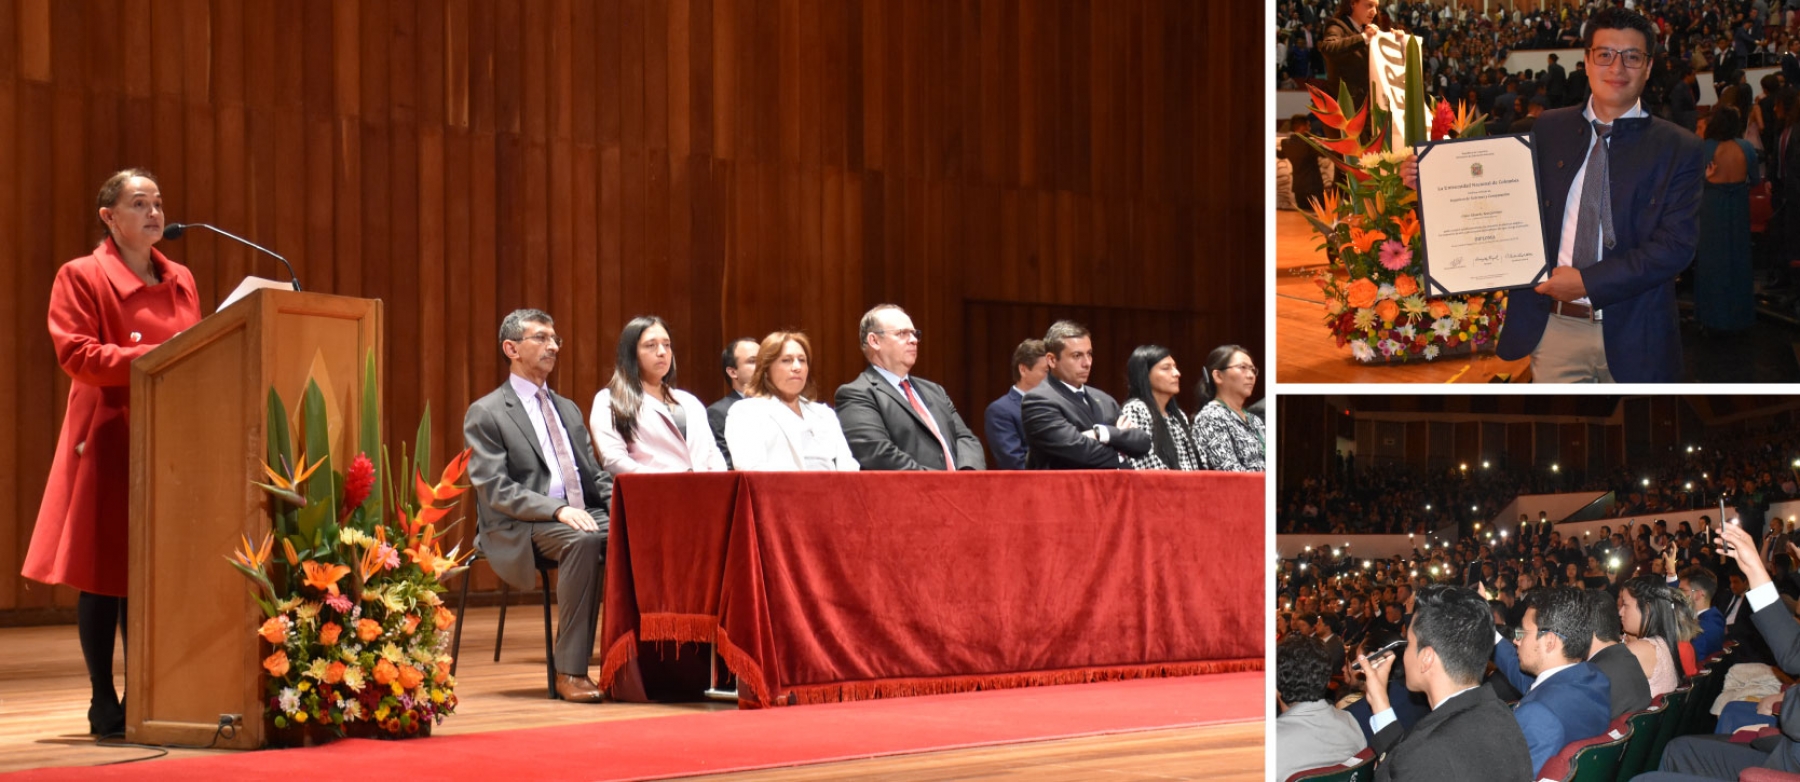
[1405,8,1704,383]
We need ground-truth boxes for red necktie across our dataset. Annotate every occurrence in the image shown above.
[901,379,955,470]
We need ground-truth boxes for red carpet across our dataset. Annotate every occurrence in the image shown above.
[11,672,1262,780]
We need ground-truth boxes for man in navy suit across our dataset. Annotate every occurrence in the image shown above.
[1681,565,1727,660]
[1405,8,1704,382]
[982,339,1048,470]
[1020,321,1151,470]
[1490,587,1613,776]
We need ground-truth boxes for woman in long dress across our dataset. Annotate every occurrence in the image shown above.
[1695,106,1760,333]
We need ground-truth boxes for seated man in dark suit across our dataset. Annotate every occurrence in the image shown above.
[1579,587,1653,719]
[1356,585,1533,781]
[1682,565,1727,660]
[982,339,1048,470]
[1489,587,1613,776]
[1020,320,1151,469]
[463,309,614,704]
[706,337,758,469]
[835,304,984,471]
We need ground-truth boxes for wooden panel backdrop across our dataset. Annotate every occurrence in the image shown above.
[0,0,1261,619]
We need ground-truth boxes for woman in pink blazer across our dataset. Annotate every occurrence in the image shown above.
[589,316,728,474]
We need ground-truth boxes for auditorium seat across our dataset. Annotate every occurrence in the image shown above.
[1614,696,1674,781]
[1286,747,1374,782]
[1645,686,1694,775]
[1535,718,1632,782]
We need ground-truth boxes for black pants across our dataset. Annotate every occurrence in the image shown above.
[78,592,126,706]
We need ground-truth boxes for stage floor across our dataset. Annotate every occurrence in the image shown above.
[1275,209,1532,384]
[0,606,1262,780]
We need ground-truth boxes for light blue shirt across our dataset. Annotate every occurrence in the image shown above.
[869,364,910,397]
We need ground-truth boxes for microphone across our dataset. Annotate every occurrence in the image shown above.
[162,223,302,291]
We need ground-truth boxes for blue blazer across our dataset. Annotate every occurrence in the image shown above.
[984,388,1026,470]
[1694,606,1725,661]
[1496,105,1706,382]
[1513,662,1613,775]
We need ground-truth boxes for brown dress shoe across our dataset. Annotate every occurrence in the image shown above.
[555,674,604,703]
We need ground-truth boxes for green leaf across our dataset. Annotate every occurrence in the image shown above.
[300,379,337,523]
[296,499,331,546]
[413,407,432,485]
[266,388,295,538]
[1403,35,1427,147]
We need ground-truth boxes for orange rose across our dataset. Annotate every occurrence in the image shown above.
[1393,274,1418,298]
[374,658,399,686]
[263,650,290,678]
[324,661,347,685]
[1374,299,1399,323]
[433,662,451,684]
[1346,278,1379,310]
[401,614,421,636]
[357,618,382,643]
[319,622,342,646]
[258,616,288,644]
[1428,299,1451,318]
[1466,295,1486,313]
[434,606,458,631]
[398,664,426,690]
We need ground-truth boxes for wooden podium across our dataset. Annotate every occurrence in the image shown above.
[126,289,382,749]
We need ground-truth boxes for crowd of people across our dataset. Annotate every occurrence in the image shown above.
[1277,514,1800,780]
[1280,419,1800,536]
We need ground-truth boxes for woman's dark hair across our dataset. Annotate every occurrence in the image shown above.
[606,315,675,446]
[95,168,159,244]
[1198,344,1249,406]
[1125,345,1182,469]
[1622,575,1696,645]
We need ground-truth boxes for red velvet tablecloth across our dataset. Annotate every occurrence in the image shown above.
[597,471,1263,708]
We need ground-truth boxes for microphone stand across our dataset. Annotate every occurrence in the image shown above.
[165,223,302,291]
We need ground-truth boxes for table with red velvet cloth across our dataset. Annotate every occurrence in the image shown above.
[597,471,1263,708]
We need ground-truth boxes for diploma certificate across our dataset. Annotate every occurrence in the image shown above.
[1414,134,1548,296]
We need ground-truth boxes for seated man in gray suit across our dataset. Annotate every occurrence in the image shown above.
[464,308,613,704]
[835,304,984,470]
[1021,320,1150,469]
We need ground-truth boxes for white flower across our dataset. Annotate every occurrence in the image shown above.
[1382,149,1411,165]
[1401,295,1428,316]
[1351,341,1376,362]
[278,687,301,714]
[1357,152,1385,169]
[1432,317,1455,338]
[1448,301,1469,322]
[1424,344,1441,360]
[1378,283,1397,301]
[1399,324,1417,340]
[1353,308,1377,331]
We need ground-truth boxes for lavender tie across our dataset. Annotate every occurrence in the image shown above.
[536,387,585,510]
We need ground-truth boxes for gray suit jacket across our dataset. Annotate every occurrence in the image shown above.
[834,366,985,471]
[463,380,613,590]
[1021,379,1152,470]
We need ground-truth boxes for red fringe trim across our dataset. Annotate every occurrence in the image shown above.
[597,631,636,691]
[713,627,773,708]
[598,613,719,690]
[783,658,1264,707]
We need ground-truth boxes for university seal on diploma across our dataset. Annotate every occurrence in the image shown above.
[1414,134,1549,296]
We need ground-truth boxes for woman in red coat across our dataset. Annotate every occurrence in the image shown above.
[24,170,201,737]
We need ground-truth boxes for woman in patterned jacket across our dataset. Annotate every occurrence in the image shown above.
[1119,345,1199,471]
[1192,344,1265,472]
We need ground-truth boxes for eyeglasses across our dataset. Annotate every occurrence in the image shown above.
[1588,47,1649,69]
[875,328,923,342]
[1226,364,1259,376]
[515,333,564,348]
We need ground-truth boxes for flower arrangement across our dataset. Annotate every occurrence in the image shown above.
[228,350,475,741]
[1298,81,1508,364]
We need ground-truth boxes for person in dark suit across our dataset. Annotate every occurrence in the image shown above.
[1580,587,1654,719]
[1409,8,1705,382]
[1356,584,1533,781]
[1682,565,1727,660]
[835,304,984,471]
[1020,320,1151,470]
[1670,70,1700,132]
[1641,522,1800,779]
[1281,114,1327,212]
[1489,588,1614,776]
[706,337,759,469]
[1319,0,1379,115]
[463,309,614,704]
[1546,52,1569,107]
[982,339,1048,470]
[1508,96,1547,135]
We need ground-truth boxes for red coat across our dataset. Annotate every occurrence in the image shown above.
[25,238,201,597]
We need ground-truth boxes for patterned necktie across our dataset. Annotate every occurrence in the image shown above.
[535,387,585,510]
[1571,120,1614,270]
[900,379,955,470]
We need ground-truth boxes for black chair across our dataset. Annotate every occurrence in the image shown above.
[451,549,559,699]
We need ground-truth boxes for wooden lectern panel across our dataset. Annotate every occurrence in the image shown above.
[127,289,381,749]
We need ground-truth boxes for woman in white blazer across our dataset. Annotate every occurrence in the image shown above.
[589,316,728,474]
[724,331,859,472]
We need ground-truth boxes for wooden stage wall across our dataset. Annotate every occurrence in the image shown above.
[0,0,1260,618]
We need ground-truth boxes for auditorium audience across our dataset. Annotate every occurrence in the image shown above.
[835,304,984,471]
[1277,633,1369,781]
[724,331,859,472]
[1120,345,1200,471]
[1021,320,1152,469]
[29,169,203,737]
[983,339,1049,470]
[706,336,759,469]
[1355,585,1534,781]
[464,309,612,704]
[1192,345,1265,472]
[1487,587,1612,776]
[589,316,728,475]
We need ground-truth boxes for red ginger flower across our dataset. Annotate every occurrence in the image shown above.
[341,453,376,521]
[1432,99,1454,141]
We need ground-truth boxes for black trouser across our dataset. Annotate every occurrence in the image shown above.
[78,592,126,707]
